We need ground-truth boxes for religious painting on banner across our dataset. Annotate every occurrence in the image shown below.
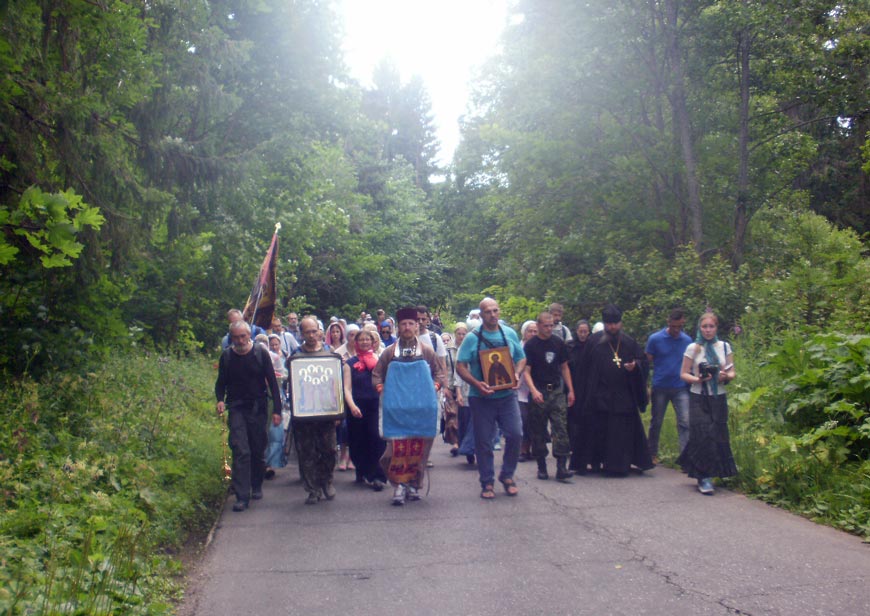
[287,355,345,422]
[479,346,517,391]
[387,437,426,484]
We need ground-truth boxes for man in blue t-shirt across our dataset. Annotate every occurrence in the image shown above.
[644,308,692,462]
[456,298,526,499]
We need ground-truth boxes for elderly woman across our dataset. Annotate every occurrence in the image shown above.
[334,323,359,360]
[441,331,461,455]
[453,322,477,464]
[517,320,538,462]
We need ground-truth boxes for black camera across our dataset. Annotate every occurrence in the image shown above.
[697,362,719,378]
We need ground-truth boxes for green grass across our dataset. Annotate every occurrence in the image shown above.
[0,352,227,614]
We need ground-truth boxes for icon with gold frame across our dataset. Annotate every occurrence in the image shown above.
[478,346,517,391]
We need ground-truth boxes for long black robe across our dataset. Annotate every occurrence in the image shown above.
[582,331,653,474]
[567,338,590,471]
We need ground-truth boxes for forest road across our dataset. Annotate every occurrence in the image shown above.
[180,440,870,616]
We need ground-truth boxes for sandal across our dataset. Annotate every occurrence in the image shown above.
[480,484,496,500]
[499,476,519,496]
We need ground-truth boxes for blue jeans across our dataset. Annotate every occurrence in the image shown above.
[647,387,690,456]
[470,394,522,488]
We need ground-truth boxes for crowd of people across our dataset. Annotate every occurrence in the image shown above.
[215,299,737,511]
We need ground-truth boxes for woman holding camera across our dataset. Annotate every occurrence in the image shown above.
[677,312,737,495]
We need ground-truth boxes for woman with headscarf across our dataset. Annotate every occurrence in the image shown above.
[567,319,594,472]
[517,320,538,462]
[451,322,477,464]
[678,312,737,495]
[325,320,353,471]
[441,331,461,455]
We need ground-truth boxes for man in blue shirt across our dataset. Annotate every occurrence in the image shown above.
[456,298,526,499]
[220,308,266,350]
[644,308,692,463]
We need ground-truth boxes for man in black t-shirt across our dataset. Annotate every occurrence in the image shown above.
[216,321,283,511]
[522,311,575,482]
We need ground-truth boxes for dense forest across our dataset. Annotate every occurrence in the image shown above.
[2,0,869,369]
[2,0,869,613]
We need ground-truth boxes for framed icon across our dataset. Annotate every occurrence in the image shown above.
[287,354,345,421]
[478,346,517,391]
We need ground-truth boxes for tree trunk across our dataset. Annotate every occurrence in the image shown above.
[733,19,752,268]
[663,0,703,251]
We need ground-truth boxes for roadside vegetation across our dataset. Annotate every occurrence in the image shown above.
[1,0,869,612]
[0,353,224,614]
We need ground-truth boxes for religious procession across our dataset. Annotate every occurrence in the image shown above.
[215,230,737,511]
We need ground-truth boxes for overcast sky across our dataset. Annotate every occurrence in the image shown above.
[338,0,509,166]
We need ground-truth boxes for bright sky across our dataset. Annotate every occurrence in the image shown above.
[338,0,510,166]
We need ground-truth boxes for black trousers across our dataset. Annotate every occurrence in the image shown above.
[228,399,268,502]
[346,397,387,482]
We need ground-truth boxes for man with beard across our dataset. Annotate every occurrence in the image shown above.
[373,307,447,506]
[582,305,653,475]
[215,320,283,511]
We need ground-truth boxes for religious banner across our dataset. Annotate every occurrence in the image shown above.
[242,222,280,330]
[387,437,426,485]
[478,346,517,391]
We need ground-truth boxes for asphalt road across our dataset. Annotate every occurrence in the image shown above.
[180,441,870,616]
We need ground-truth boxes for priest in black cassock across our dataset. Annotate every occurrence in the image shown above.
[582,305,654,475]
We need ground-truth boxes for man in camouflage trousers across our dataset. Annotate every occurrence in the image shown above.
[289,317,340,504]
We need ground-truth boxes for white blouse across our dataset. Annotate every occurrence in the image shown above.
[684,340,732,395]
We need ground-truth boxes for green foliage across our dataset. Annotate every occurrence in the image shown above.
[742,205,870,338]
[0,187,105,267]
[0,352,225,614]
[677,328,870,539]
[772,333,870,458]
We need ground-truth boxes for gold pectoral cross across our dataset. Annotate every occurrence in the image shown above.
[608,338,622,368]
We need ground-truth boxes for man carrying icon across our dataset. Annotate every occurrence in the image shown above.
[455,297,526,500]
[288,316,342,504]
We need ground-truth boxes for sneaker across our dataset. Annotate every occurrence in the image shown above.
[697,478,714,495]
[493,442,502,451]
[426,460,434,468]
[305,491,320,505]
[371,479,385,492]
[466,454,475,465]
[391,484,406,506]
[251,489,263,500]
[232,500,249,512]
[322,481,336,501]
[406,485,421,501]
